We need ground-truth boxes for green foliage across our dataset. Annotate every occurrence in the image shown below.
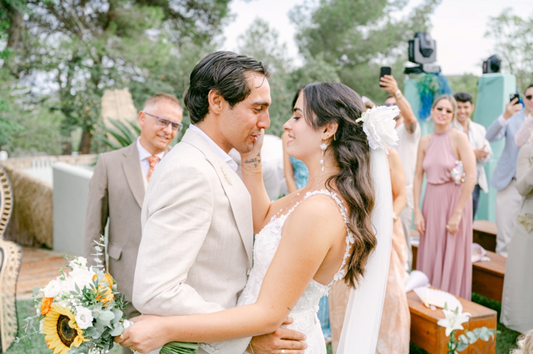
[236,19,339,136]
[448,74,479,103]
[290,0,442,103]
[98,118,141,150]
[486,8,533,91]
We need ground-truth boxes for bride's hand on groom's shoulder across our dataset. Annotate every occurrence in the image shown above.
[115,315,169,353]
[248,317,307,354]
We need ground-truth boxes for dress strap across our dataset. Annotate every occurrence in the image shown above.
[302,189,355,286]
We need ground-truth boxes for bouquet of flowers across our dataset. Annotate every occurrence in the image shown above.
[20,237,198,354]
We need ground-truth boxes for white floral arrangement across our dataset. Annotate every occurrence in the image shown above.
[19,238,128,354]
[19,237,197,354]
[356,105,400,151]
[437,303,496,353]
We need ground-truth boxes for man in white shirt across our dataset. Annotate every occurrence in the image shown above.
[381,74,420,269]
[454,92,493,219]
[84,93,183,354]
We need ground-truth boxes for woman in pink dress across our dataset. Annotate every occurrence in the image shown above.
[413,95,476,300]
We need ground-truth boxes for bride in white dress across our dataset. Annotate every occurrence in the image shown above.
[118,82,397,354]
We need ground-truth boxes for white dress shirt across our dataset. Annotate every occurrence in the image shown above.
[188,124,239,172]
[136,138,165,189]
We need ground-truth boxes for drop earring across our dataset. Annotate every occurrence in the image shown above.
[320,141,328,172]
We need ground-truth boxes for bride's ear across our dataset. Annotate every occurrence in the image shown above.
[322,122,339,140]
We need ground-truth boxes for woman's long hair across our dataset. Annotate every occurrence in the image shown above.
[302,83,376,288]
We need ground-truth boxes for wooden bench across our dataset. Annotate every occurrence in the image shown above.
[411,241,506,302]
[472,251,506,302]
[408,289,497,353]
[473,220,497,253]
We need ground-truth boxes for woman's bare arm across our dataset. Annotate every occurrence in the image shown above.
[387,147,407,217]
[413,136,428,234]
[119,196,345,352]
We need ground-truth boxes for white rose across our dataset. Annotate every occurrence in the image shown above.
[39,319,44,334]
[43,279,62,298]
[75,306,94,329]
[358,106,399,151]
[69,268,96,291]
[69,257,88,271]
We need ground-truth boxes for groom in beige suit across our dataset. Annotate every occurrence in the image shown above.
[132,52,306,354]
[84,93,183,354]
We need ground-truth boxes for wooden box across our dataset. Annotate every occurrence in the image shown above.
[472,251,506,302]
[408,289,497,354]
[473,220,497,253]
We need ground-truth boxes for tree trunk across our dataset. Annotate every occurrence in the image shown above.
[79,130,92,154]
[7,7,22,50]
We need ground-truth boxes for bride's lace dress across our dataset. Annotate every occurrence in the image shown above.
[237,190,354,354]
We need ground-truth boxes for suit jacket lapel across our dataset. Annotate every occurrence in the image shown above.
[122,143,145,208]
[182,130,254,266]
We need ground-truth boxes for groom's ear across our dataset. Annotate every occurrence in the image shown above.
[208,89,224,115]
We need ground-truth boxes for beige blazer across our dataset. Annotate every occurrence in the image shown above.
[133,129,253,354]
[84,143,145,313]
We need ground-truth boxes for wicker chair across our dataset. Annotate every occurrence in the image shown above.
[0,166,22,352]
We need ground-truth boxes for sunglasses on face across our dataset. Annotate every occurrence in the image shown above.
[435,106,453,114]
[144,112,183,132]
[526,95,533,101]
[384,103,397,107]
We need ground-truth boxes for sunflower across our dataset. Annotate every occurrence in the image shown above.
[40,297,53,315]
[42,304,86,354]
[94,273,114,305]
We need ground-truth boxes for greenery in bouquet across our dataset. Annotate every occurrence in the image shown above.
[438,303,497,354]
[19,238,128,354]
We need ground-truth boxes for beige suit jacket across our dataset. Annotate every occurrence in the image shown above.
[84,143,145,314]
[133,129,253,354]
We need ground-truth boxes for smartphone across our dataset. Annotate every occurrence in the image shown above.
[379,66,391,87]
[510,93,520,104]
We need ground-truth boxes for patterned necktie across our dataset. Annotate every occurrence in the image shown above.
[146,155,160,182]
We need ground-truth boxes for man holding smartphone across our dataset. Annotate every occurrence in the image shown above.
[380,72,420,270]
[485,85,533,257]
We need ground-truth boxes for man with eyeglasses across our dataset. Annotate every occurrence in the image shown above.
[486,83,533,257]
[381,74,420,270]
[84,93,183,354]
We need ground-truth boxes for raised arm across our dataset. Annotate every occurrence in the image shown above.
[387,147,407,217]
[486,99,523,142]
[240,130,276,232]
[515,114,533,147]
[282,131,298,193]
[83,155,109,268]
[413,136,428,235]
[380,75,418,134]
[120,196,344,352]
[446,132,477,234]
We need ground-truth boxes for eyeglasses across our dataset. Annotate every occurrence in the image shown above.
[144,112,183,132]
[526,95,533,101]
[384,103,397,107]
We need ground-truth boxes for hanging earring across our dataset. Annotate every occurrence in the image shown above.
[320,140,328,172]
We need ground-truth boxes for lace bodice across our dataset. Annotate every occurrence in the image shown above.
[237,190,354,342]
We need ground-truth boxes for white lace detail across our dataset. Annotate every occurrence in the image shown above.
[237,189,354,353]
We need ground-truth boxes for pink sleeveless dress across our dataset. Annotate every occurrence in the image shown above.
[417,130,472,299]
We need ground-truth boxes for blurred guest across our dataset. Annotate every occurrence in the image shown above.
[501,141,533,334]
[84,93,183,354]
[486,87,530,257]
[414,95,476,299]
[362,96,376,110]
[329,147,409,354]
[513,84,533,147]
[511,330,533,354]
[453,92,493,219]
[380,74,420,269]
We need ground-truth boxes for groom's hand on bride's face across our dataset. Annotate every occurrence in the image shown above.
[249,317,307,354]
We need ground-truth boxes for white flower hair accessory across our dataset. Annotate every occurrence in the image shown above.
[356,105,400,151]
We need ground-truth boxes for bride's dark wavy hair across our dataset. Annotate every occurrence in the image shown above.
[301,82,376,289]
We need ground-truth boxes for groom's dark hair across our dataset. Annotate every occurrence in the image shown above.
[184,51,270,124]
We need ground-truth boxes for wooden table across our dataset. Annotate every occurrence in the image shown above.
[408,289,497,354]
[472,251,506,302]
[412,242,506,302]
[473,220,497,253]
